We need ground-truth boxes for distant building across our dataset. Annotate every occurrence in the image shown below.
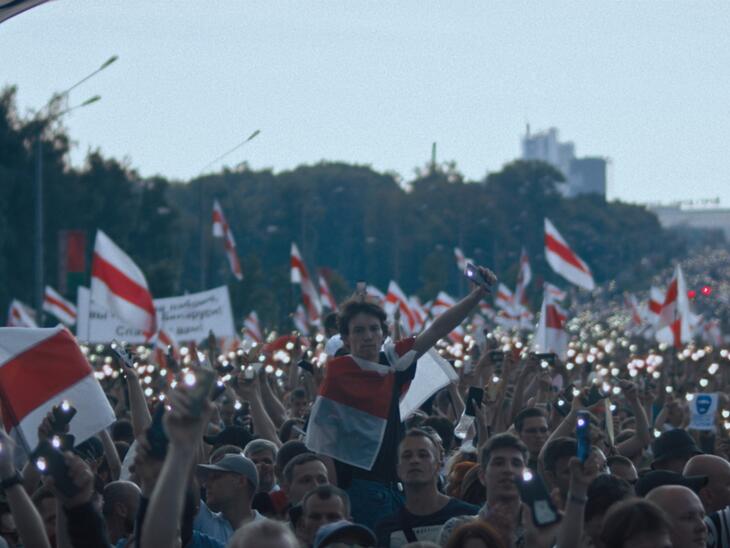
[648,204,730,239]
[521,126,607,199]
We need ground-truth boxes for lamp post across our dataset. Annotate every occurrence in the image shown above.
[33,56,117,325]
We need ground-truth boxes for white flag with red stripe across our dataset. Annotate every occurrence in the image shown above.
[292,305,310,336]
[656,265,693,347]
[43,286,77,326]
[366,285,385,305]
[544,218,595,290]
[212,199,243,281]
[243,311,263,344]
[91,230,157,338]
[408,297,427,332]
[6,300,37,328]
[514,248,532,306]
[290,243,321,325]
[624,293,643,328]
[647,286,664,325]
[0,326,115,453]
[384,281,417,333]
[454,247,469,271]
[495,283,516,314]
[533,290,568,359]
[318,273,338,311]
[431,291,456,317]
[543,282,567,302]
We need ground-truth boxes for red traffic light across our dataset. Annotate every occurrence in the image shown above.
[688,289,697,299]
[702,285,713,296]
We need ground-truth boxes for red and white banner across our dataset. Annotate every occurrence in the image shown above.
[647,286,664,325]
[533,290,568,359]
[318,273,338,311]
[495,283,515,314]
[624,293,642,328]
[544,282,567,302]
[454,247,469,271]
[212,199,243,281]
[43,286,77,326]
[366,285,385,305]
[0,326,115,453]
[544,218,595,291]
[384,281,417,333]
[290,243,321,325]
[431,291,456,317]
[91,230,156,338]
[292,305,310,336]
[656,265,693,347]
[243,311,263,344]
[408,297,427,333]
[6,300,37,328]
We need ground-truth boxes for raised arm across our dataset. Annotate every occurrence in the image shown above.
[414,268,494,358]
[615,380,652,457]
[234,370,282,448]
[124,364,152,439]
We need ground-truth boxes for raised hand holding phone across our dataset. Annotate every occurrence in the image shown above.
[463,262,497,293]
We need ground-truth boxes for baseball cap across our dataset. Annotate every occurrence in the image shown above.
[203,426,254,449]
[651,429,702,467]
[197,454,259,492]
[313,520,376,548]
[635,470,708,497]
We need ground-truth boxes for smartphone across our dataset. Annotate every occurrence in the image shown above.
[187,368,217,418]
[465,386,484,417]
[515,470,561,527]
[576,410,591,463]
[533,353,556,367]
[146,403,169,459]
[32,440,80,498]
[581,385,607,408]
[50,401,77,433]
[297,359,314,374]
[486,376,501,401]
[464,263,493,292]
[552,396,571,417]
[110,340,134,369]
[166,345,179,370]
[211,379,227,401]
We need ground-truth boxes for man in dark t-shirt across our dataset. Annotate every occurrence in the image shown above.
[375,429,478,547]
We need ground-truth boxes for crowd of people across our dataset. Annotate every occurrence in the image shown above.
[1,254,730,548]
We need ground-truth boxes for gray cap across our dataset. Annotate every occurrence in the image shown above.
[197,454,259,492]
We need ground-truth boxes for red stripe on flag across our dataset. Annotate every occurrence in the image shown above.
[92,253,155,315]
[545,233,589,274]
[649,301,662,314]
[0,330,91,427]
[320,357,394,419]
[45,294,76,318]
[545,305,565,329]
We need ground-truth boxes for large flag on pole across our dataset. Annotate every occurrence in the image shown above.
[514,247,532,305]
[544,218,595,290]
[90,230,157,338]
[290,243,322,325]
[647,286,664,325]
[384,281,417,333]
[656,265,693,347]
[533,290,568,359]
[43,286,77,326]
[6,300,37,327]
[212,199,243,281]
[0,326,115,453]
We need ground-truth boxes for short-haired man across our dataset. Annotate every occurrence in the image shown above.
[647,485,708,547]
[438,434,527,547]
[101,480,141,545]
[606,454,638,485]
[684,454,730,547]
[375,429,478,547]
[282,453,330,506]
[513,407,549,470]
[297,484,351,546]
[306,268,494,529]
[244,439,278,493]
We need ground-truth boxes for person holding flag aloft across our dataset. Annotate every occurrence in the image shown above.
[305,264,496,529]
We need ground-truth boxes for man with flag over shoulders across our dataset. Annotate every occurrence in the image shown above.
[305,265,495,529]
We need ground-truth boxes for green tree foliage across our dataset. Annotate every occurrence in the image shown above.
[0,85,694,332]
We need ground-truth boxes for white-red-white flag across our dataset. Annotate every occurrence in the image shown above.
[43,286,77,326]
[290,243,321,325]
[624,293,642,328]
[212,199,243,281]
[408,297,427,332]
[647,286,664,325]
[495,283,515,314]
[543,282,567,302]
[367,285,385,305]
[91,230,157,338]
[384,281,417,333]
[533,290,568,359]
[656,265,693,347]
[243,311,263,344]
[454,247,469,271]
[318,273,338,311]
[6,300,37,328]
[514,247,532,305]
[431,291,456,317]
[0,326,116,453]
[544,218,595,291]
[292,305,310,336]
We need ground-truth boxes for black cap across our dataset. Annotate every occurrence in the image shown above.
[651,429,702,467]
[635,470,708,497]
[203,426,254,449]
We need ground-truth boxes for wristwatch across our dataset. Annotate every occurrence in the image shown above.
[0,471,23,491]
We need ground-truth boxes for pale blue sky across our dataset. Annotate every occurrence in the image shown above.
[2,1,729,205]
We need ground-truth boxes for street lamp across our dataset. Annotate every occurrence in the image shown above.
[33,56,117,325]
